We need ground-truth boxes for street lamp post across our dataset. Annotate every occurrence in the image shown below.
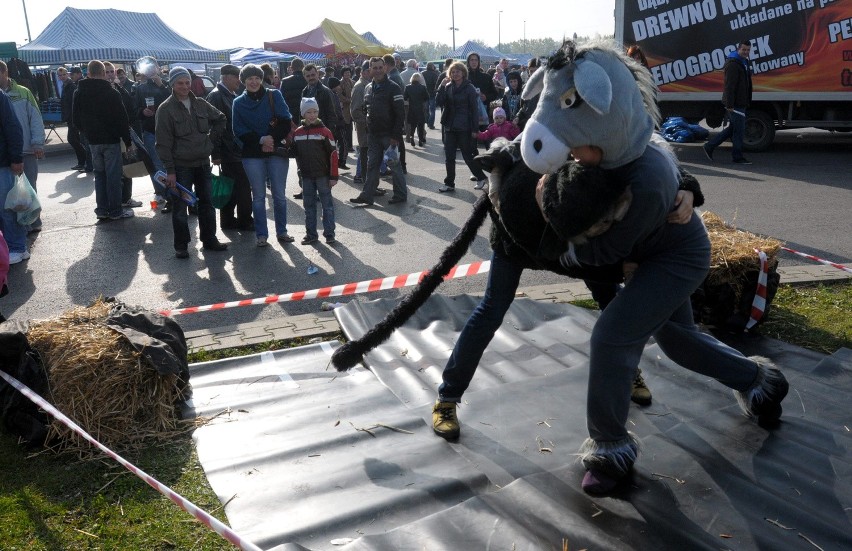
[524,20,526,54]
[498,11,503,52]
[21,0,32,42]
[450,0,458,51]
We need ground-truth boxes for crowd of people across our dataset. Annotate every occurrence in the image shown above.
[0,51,548,267]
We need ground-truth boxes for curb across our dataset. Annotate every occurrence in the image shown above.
[184,264,850,353]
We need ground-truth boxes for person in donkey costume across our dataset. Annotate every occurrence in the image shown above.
[520,40,788,494]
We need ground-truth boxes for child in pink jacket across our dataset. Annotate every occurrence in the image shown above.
[478,107,520,143]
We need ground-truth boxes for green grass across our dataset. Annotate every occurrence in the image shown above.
[0,282,848,549]
[759,282,852,354]
[0,433,228,550]
[187,333,344,364]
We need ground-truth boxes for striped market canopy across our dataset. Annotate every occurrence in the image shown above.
[229,48,296,67]
[361,32,384,46]
[444,40,509,65]
[19,8,230,65]
[294,52,328,62]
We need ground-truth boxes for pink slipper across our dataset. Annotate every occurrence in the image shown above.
[582,468,620,495]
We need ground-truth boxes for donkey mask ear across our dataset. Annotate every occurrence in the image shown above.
[573,58,612,115]
[522,68,545,100]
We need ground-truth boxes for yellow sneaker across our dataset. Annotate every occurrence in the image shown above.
[630,368,652,405]
[432,400,460,440]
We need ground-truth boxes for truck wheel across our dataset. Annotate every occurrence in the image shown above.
[744,111,775,151]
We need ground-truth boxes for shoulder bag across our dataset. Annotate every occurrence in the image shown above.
[267,91,295,158]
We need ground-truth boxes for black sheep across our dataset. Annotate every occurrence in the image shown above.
[331,138,629,371]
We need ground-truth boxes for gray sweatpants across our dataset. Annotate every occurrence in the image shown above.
[587,214,759,443]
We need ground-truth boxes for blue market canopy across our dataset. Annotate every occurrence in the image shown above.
[361,32,385,46]
[230,48,296,66]
[444,40,509,64]
[19,8,230,65]
[293,52,327,62]
[508,52,539,65]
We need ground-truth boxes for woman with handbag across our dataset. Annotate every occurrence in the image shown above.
[435,61,488,193]
[232,64,295,247]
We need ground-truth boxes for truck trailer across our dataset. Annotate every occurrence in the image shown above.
[615,0,852,150]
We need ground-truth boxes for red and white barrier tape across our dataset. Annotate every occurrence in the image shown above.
[746,249,769,330]
[160,260,491,316]
[781,246,852,274]
[159,247,851,318]
[0,370,262,551]
[745,245,851,331]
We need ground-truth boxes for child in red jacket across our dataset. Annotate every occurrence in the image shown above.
[292,98,338,245]
[478,107,520,144]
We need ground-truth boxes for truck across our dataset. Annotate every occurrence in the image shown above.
[615,0,852,150]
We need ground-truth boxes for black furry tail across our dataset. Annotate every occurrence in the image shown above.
[331,194,492,371]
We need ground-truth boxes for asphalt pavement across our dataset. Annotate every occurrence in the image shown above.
[3,124,850,349]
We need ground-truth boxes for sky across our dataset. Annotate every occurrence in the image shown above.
[7,0,616,52]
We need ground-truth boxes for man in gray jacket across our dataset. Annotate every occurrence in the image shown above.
[350,61,371,185]
[155,67,228,258]
[349,57,407,206]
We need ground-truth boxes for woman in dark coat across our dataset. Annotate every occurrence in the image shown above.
[435,61,488,192]
[404,73,430,147]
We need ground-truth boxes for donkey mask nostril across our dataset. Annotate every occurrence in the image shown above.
[533,139,543,153]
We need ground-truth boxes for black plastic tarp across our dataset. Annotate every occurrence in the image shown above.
[189,296,852,550]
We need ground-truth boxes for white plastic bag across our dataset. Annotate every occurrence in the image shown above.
[383,145,399,167]
[4,173,33,212]
[17,180,41,226]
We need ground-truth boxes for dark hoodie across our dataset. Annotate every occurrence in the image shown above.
[72,78,130,146]
[501,71,524,120]
[205,82,241,162]
[0,90,23,167]
[466,53,498,121]
[722,51,752,109]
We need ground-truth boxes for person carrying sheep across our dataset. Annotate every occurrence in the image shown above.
[520,40,787,494]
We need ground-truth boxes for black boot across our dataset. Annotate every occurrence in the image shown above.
[735,362,789,428]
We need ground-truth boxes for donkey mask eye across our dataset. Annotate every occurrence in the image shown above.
[560,87,583,109]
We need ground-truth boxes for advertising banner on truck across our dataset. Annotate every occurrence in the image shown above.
[616,0,852,99]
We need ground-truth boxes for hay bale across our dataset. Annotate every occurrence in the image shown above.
[702,211,783,285]
[26,300,184,455]
[692,211,784,331]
